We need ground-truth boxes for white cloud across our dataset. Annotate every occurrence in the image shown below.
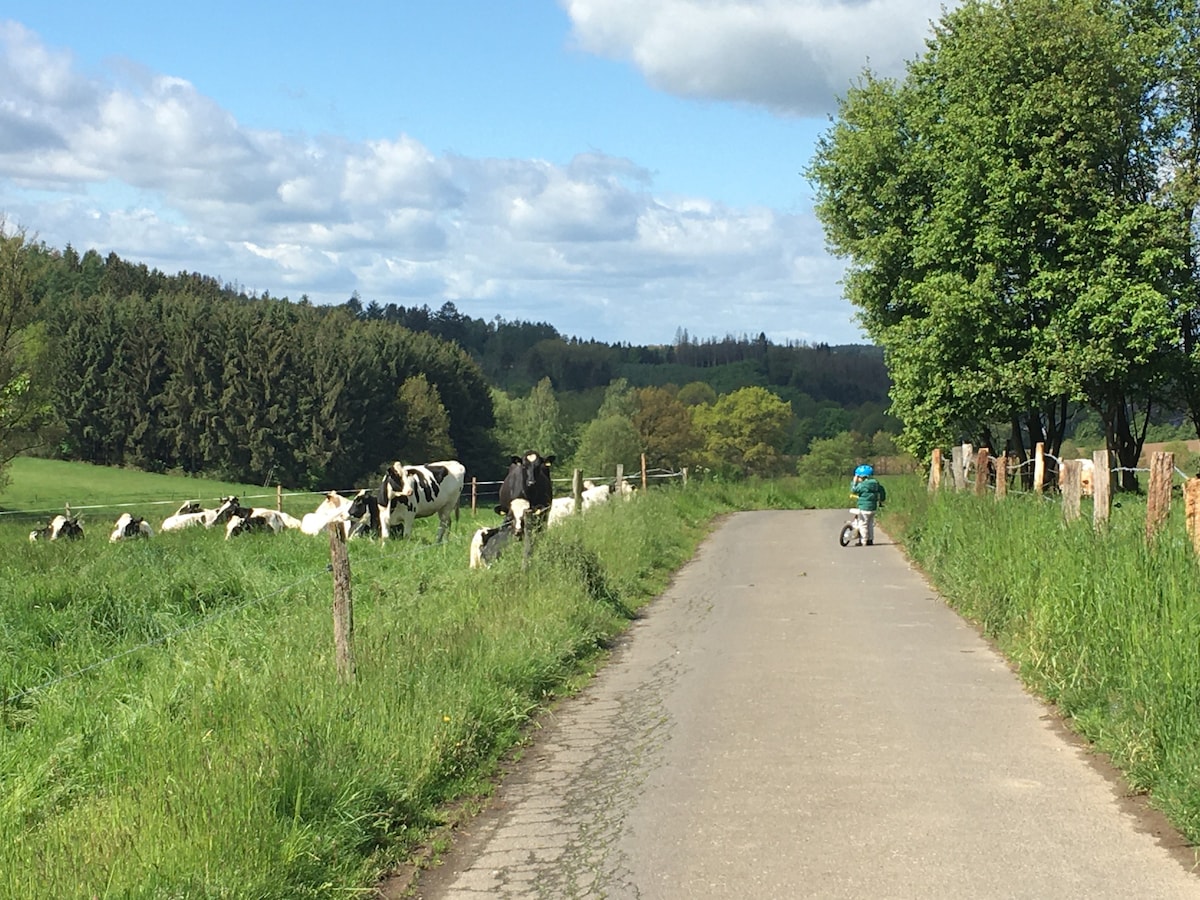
[561,0,943,116]
[0,22,864,346]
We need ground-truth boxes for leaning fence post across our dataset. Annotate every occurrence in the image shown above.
[1185,477,1200,556]
[995,453,1008,501]
[1061,458,1082,522]
[1146,451,1174,542]
[929,448,943,491]
[1092,450,1112,529]
[327,521,356,683]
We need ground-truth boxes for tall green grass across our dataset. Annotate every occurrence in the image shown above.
[0,464,835,898]
[891,480,1200,845]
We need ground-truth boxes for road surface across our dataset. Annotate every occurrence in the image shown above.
[408,509,1200,899]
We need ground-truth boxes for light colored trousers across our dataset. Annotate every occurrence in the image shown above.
[854,509,876,544]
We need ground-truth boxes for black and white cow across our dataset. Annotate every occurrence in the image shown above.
[300,491,354,536]
[213,496,302,532]
[29,514,83,542]
[344,489,382,539]
[109,513,153,542]
[376,460,466,541]
[496,452,555,532]
[161,500,217,532]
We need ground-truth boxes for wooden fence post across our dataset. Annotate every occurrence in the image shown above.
[1186,478,1200,556]
[1092,450,1112,529]
[615,463,624,491]
[641,453,648,490]
[276,484,283,511]
[327,521,356,683]
[471,477,477,514]
[995,453,1007,501]
[1146,451,1174,542]
[1034,442,1046,496]
[1061,458,1082,522]
[951,446,966,491]
[974,448,990,496]
[929,448,943,491]
[681,467,689,488]
[572,468,584,514]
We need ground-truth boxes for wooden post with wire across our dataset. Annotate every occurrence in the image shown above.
[929,448,943,491]
[572,469,583,515]
[641,453,648,490]
[1034,442,1046,496]
[277,484,283,512]
[995,453,1007,501]
[327,521,356,683]
[1146,451,1174,542]
[471,477,477,514]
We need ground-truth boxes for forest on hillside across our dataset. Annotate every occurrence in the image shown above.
[0,230,897,490]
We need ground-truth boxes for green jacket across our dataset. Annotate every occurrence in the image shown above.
[852,477,886,511]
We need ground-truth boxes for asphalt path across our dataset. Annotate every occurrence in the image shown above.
[409,509,1200,899]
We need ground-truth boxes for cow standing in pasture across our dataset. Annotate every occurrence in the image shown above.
[496,452,555,532]
[109,513,153,542]
[29,514,83,542]
[376,460,466,541]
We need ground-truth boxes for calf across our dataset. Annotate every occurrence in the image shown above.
[469,521,520,569]
[29,514,83,542]
[109,513,153,542]
[376,460,466,541]
[225,513,283,538]
[581,481,612,511]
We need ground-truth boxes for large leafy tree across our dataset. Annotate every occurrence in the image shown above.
[809,0,1187,485]
[692,386,794,477]
[0,226,54,487]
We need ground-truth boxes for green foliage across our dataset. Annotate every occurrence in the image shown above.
[795,431,872,481]
[490,377,565,460]
[633,386,702,471]
[573,414,643,478]
[692,386,794,478]
[394,374,455,463]
[808,0,1193,468]
[677,381,717,407]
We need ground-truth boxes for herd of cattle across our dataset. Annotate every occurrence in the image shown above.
[24,452,635,568]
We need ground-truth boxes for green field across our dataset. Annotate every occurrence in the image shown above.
[0,458,844,899]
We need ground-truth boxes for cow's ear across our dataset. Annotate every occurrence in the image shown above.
[545,456,556,465]
[493,505,506,516]
[509,455,522,465]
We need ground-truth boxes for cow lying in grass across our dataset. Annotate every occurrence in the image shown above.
[469,499,529,569]
[110,513,153,542]
[29,514,83,542]
[160,501,219,532]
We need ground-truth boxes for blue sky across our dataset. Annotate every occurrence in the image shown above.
[0,0,946,345]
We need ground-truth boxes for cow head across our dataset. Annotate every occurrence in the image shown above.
[110,513,151,542]
[173,500,204,517]
[496,451,555,521]
[212,496,248,524]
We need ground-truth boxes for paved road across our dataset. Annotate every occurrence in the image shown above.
[411,510,1200,899]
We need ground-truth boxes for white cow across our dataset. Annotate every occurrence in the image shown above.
[301,491,354,536]
[109,513,153,542]
[546,496,576,528]
[213,496,302,531]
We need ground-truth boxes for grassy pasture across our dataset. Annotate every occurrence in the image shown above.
[0,459,844,898]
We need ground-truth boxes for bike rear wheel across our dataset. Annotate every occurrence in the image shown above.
[839,523,856,547]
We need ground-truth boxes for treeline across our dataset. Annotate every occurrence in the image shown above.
[0,231,894,491]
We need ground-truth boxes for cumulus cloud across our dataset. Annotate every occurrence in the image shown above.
[0,22,862,346]
[561,0,943,116]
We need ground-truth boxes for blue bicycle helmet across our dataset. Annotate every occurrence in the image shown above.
[854,464,874,477]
